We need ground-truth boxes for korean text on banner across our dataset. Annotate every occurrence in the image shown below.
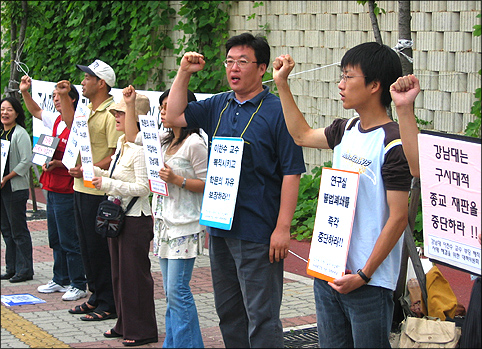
[1,140,10,179]
[31,134,60,167]
[307,167,359,282]
[62,120,80,170]
[199,137,244,230]
[138,114,168,196]
[73,115,95,188]
[419,131,481,275]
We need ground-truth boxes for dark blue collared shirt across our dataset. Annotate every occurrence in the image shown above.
[185,86,305,244]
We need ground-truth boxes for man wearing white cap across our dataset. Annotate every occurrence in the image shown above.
[56,59,122,321]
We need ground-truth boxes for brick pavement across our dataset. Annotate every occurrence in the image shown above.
[1,201,317,348]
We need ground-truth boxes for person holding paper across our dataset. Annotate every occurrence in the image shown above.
[273,42,413,348]
[390,75,482,349]
[19,76,88,301]
[91,92,158,347]
[0,96,34,283]
[56,59,122,321]
[150,88,207,348]
[165,32,305,348]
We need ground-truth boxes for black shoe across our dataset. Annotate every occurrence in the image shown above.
[9,274,33,283]
[1,272,15,280]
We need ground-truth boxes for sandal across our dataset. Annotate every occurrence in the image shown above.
[80,311,117,321]
[122,337,158,346]
[68,302,96,314]
[104,328,122,338]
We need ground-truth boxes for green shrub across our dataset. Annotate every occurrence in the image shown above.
[290,162,332,241]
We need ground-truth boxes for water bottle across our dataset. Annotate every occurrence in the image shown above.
[113,196,122,205]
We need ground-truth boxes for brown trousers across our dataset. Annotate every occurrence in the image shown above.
[108,214,157,340]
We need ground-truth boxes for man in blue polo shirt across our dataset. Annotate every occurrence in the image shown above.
[165,33,305,348]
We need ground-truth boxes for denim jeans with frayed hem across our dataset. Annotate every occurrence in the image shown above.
[159,257,204,348]
[314,277,393,348]
[47,191,86,290]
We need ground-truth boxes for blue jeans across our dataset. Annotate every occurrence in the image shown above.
[47,191,86,290]
[314,278,394,348]
[0,187,33,277]
[209,235,284,348]
[159,257,203,348]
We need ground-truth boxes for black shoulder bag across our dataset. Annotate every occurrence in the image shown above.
[95,151,139,238]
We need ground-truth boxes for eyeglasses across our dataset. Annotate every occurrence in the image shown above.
[223,59,258,68]
[340,73,367,82]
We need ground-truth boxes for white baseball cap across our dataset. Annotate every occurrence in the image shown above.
[76,59,116,88]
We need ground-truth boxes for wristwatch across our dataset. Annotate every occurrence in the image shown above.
[357,269,371,284]
[181,178,187,188]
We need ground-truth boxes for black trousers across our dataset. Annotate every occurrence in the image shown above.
[460,276,481,348]
[73,191,115,313]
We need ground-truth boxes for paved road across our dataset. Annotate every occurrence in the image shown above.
[1,200,317,348]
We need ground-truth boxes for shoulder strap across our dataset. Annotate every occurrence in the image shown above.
[52,115,63,137]
[124,197,139,214]
[109,151,121,178]
[109,150,139,214]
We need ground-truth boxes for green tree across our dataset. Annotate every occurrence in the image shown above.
[465,13,481,138]
[1,1,175,99]
[168,1,232,93]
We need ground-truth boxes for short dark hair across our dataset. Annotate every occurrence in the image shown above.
[341,42,403,108]
[159,88,197,105]
[159,88,202,148]
[226,32,270,69]
[1,96,26,129]
[68,83,79,110]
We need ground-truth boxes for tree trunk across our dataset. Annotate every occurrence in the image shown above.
[368,1,383,45]
[398,0,414,75]
[394,0,424,328]
[7,1,28,100]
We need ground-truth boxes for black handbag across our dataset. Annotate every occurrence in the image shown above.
[95,151,139,238]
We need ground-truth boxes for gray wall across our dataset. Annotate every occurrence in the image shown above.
[160,1,481,173]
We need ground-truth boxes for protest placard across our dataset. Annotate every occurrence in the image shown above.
[307,167,359,282]
[1,139,10,179]
[138,114,168,196]
[419,130,481,275]
[199,137,244,230]
[31,134,59,167]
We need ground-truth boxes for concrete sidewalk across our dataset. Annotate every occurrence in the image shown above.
[2,196,475,348]
[1,200,317,348]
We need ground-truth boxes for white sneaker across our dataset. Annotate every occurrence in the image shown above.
[37,280,69,293]
[62,286,88,301]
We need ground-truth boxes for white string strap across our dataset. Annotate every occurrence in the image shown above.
[392,39,414,63]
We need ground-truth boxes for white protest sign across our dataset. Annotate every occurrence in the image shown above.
[61,120,80,170]
[419,131,481,275]
[73,115,95,188]
[199,137,244,230]
[31,78,212,145]
[307,167,359,282]
[1,140,10,179]
[138,114,168,196]
[31,134,59,167]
